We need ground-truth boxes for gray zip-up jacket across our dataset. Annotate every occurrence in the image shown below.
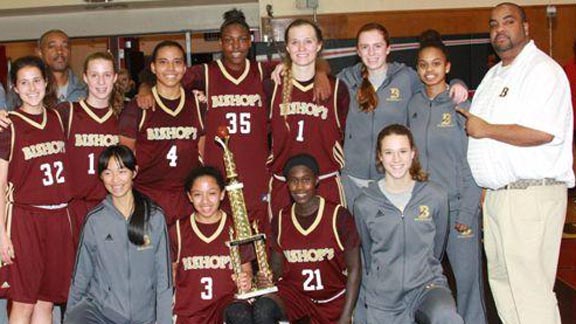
[66,196,173,324]
[338,62,420,181]
[354,180,449,311]
[408,89,481,226]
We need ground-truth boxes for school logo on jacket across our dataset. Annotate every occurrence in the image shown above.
[437,113,455,128]
[137,234,153,251]
[386,88,401,102]
[415,205,431,221]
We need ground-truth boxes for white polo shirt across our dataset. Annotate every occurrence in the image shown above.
[468,41,575,190]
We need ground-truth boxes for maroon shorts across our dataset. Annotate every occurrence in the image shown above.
[0,264,9,298]
[7,204,74,304]
[277,281,345,324]
[137,186,193,226]
[268,173,346,219]
[68,198,100,247]
[173,294,235,324]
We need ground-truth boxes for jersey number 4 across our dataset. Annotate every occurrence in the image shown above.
[40,161,65,186]
[226,112,251,134]
[302,269,324,291]
[167,145,178,167]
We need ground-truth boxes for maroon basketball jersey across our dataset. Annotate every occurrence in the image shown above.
[268,78,344,175]
[6,108,71,205]
[276,197,347,301]
[203,60,269,210]
[64,101,119,202]
[122,88,203,191]
[173,212,236,318]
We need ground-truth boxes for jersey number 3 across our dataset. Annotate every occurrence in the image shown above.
[200,277,213,300]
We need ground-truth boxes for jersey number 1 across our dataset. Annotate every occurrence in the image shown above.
[295,120,305,142]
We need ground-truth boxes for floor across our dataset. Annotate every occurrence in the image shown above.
[445,191,576,324]
[479,192,576,323]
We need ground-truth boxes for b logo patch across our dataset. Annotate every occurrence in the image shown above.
[438,113,454,127]
[416,205,431,221]
[387,88,401,101]
[137,234,153,251]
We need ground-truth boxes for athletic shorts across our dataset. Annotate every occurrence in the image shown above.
[68,198,100,248]
[173,294,235,324]
[7,204,74,304]
[277,281,345,324]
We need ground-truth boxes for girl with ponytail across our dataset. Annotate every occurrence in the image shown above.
[408,29,486,324]
[338,23,469,211]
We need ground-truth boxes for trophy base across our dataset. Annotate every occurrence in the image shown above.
[235,286,278,300]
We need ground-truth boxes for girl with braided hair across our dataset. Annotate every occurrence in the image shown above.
[265,19,350,218]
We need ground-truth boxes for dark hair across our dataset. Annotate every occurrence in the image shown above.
[418,29,449,61]
[281,19,324,115]
[283,153,320,178]
[495,2,527,22]
[83,52,124,115]
[98,145,155,246]
[375,124,428,182]
[221,8,250,35]
[184,166,226,193]
[10,55,57,108]
[150,40,185,64]
[356,23,390,113]
[38,29,68,48]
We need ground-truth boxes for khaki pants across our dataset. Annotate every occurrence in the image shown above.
[484,184,566,324]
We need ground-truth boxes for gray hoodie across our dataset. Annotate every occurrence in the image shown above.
[338,62,421,180]
[354,180,449,311]
[407,89,481,226]
[66,196,173,324]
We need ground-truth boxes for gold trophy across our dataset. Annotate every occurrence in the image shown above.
[215,126,278,299]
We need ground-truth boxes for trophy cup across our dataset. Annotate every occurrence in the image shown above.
[215,127,278,299]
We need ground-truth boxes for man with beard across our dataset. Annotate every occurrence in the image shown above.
[6,30,87,110]
[458,3,574,324]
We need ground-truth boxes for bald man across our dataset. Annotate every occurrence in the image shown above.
[460,3,574,324]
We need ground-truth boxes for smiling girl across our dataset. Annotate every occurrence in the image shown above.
[0,56,74,323]
[66,145,172,324]
[338,23,468,211]
[353,124,462,324]
[119,41,204,225]
[266,19,350,217]
[51,52,124,241]
[255,154,360,324]
[172,166,254,324]
[407,30,485,324]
